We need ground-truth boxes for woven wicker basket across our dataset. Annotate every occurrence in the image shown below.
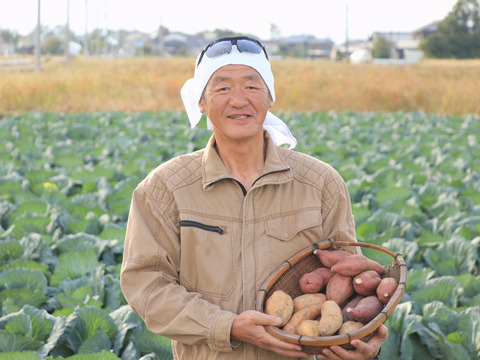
[255,239,407,354]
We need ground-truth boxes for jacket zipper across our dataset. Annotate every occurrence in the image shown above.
[252,169,291,187]
[210,169,291,197]
[180,220,225,235]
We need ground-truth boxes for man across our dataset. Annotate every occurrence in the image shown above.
[120,36,386,359]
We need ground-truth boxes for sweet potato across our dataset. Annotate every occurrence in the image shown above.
[331,254,385,276]
[282,303,323,334]
[347,295,384,324]
[299,272,324,293]
[293,293,326,312]
[299,267,334,293]
[297,320,320,337]
[338,321,364,335]
[342,295,364,322]
[353,270,382,296]
[376,277,398,304]
[326,273,354,306]
[314,249,352,268]
[317,300,343,336]
[265,290,294,327]
[314,267,335,284]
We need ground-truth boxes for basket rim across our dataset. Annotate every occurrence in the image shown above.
[255,239,407,347]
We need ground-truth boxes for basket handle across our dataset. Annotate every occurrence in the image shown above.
[319,240,397,259]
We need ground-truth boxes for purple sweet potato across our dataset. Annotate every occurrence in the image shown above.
[353,270,382,296]
[347,295,384,324]
[376,277,398,304]
[331,254,385,277]
[299,267,334,293]
[315,249,352,268]
[326,273,354,307]
[342,295,365,322]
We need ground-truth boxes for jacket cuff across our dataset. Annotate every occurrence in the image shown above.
[208,311,237,352]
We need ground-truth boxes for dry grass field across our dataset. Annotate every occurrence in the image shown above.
[1,56,479,115]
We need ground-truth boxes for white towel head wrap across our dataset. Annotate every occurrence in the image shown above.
[180,41,297,149]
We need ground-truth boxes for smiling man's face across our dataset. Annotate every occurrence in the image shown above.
[199,64,273,145]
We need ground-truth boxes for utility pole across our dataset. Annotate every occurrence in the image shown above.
[84,0,89,56]
[345,2,349,56]
[158,17,164,56]
[104,0,109,56]
[65,0,70,65]
[95,0,100,56]
[35,0,41,71]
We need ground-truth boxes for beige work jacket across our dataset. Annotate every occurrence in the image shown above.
[120,132,357,359]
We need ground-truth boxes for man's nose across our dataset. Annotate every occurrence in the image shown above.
[229,88,248,107]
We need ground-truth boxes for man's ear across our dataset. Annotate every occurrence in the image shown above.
[268,93,274,109]
[198,97,205,113]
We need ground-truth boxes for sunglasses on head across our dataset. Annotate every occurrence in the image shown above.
[196,36,269,67]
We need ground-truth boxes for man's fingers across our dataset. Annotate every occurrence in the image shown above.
[248,310,282,326]
[266,338,308,357]
[376,324,389,339]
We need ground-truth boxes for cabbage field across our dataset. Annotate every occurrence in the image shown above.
[0,111,479,360]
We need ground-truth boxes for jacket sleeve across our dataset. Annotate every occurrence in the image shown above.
[120,186,237,352]
[320,169,360,253]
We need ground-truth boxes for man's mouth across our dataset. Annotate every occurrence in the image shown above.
[228,115,249,119]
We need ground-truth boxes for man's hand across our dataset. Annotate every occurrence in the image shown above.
[231,310,308,358]
[316,324,388,360]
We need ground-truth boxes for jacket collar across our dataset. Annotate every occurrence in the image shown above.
[202,131,292,190]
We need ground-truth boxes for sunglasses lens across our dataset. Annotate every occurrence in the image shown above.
[236,39,263,54]
[205,41,233,58]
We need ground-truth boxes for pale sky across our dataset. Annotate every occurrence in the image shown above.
[0,0,459,44]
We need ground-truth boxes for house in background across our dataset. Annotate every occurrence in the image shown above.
[332,19,441,65]
[0,39,15,56]
[330,38,371,62]
[412,21,441,41]
[264,34,334,59]
[370,31,423,65]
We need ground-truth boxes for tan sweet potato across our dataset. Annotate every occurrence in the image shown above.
[331,254,385,276]
[342,295,364,322]
[326,273,354,306]
[293,293,327,312]
[338,321,364,335]
[348,295,384,324]
[299,267,334,293]
[376,277,398,304]
[353,270,382,296]
[314,249,352,268]
[282,303,323,334]
[297,320,320,337]
[317,300,343,336]
[264,290,294,327]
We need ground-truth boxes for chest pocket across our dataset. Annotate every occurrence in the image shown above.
[265,209,323,271]
[179,220,237,298]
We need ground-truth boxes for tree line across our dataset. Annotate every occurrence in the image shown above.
[421,0,480,58]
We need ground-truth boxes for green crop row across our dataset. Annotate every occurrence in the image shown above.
[0,111,479,359]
